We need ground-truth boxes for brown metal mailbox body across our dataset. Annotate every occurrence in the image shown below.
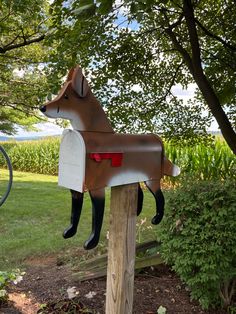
[58,129,164,192]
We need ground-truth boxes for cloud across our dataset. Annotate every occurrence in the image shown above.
[171,83,196,100]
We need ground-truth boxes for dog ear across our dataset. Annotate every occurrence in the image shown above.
[71,66,89,97]
[66,68,75,81]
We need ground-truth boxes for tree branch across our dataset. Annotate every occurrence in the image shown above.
[183,0,202,71]
[165,17,194,74]
[201,48,236,71]
[3,34,21,49]
[162,10,194,74]
[139,61,184,116]
[195,18,236,52]
[229,278,236,301]
[0,102,44,120]
[0,101,40,111]
[0,34,45,54]
[162,61,184,100]
[0,6,13,24]
[0,53,45,64]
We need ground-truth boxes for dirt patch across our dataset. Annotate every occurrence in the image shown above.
[1,253,228,314]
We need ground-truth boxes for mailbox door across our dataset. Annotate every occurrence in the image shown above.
[58,129,86,192]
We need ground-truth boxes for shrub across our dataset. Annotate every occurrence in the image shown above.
[160,179,236,309]
[0,269,24,304]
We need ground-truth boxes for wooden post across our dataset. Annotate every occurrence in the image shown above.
[105,183,138,314]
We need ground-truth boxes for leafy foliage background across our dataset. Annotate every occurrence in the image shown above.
[160,180,236,309]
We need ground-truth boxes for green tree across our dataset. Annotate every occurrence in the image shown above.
[49,0,236,153]
[0,0,50,134]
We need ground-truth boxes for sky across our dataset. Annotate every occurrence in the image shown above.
[15,122,65,138]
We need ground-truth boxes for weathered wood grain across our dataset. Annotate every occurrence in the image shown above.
[105,184,138,314]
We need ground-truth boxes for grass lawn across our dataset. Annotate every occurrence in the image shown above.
[0,170,160,270]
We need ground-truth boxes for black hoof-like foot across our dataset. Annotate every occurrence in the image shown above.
[83,235,99,250]
[63,226,77,239]
[151,214,164,225]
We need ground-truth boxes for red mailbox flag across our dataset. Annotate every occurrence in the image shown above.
[89,152,123,167]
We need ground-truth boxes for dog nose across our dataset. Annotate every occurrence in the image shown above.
[40,106,46,113]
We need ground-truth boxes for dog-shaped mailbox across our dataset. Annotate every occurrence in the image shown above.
[40,66,180,250]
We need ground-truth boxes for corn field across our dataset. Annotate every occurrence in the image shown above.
[0,136,235,180]
[165,137,235,180]
[0,137,60,175]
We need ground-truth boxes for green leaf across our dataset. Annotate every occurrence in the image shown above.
[98,0,113,15]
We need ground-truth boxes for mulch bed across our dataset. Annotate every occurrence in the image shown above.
[1,254,228,314]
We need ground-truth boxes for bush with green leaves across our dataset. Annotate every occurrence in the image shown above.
[160,179,236,309]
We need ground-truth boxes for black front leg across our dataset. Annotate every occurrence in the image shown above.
[84,188,105,250]
[63,190,84,239]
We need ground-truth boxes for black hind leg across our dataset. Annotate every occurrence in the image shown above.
[137,183,144,216]
[145,180,165,224]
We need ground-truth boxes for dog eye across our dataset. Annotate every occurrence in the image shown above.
[64,94,69,99]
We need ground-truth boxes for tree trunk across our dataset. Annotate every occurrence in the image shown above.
[182,0,236,154]
[193,72,236,154]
